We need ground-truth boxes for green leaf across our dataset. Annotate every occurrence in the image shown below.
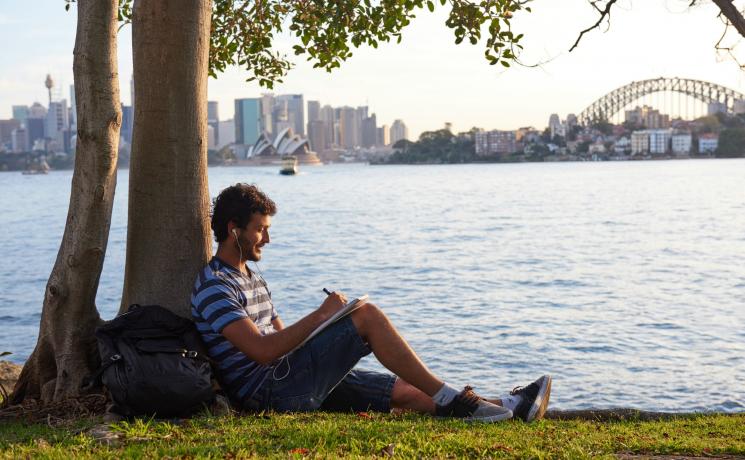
[426,1,434,12]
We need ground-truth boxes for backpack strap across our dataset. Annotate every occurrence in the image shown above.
[81,353,122,391]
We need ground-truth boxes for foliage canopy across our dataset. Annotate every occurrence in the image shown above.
[117,0,530,88]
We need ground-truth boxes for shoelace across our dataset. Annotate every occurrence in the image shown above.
[458,386,481,405]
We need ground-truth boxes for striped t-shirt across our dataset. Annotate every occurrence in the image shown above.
[191,257,278,402]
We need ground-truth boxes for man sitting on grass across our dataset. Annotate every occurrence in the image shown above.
[191,183,551,423]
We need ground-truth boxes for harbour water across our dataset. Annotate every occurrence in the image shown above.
[1,160,744,412]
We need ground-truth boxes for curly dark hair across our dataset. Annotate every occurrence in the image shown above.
[211,183,277,242]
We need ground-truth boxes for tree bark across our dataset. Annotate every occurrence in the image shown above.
[121,0,212,318]
[13,0,121,403]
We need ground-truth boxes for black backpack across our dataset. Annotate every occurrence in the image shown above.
[93,304,215,417]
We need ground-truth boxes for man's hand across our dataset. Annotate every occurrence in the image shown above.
[319,291,347,320]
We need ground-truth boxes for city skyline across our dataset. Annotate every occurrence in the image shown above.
[2,1,745,139]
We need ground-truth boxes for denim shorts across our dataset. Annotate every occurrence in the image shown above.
[241,316,397,413]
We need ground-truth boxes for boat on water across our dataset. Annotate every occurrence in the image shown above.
[22,158,50,175]
[279,155,298,175]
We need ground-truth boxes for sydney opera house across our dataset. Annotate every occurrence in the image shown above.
[243,128,321,165]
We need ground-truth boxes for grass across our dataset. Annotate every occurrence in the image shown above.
[0,412,743,459]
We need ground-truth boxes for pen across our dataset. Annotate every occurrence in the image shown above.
[323,288,332,296]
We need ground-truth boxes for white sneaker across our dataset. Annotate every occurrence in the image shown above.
[435,386,513,423]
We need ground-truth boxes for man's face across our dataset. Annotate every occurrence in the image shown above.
[237,213,272,262]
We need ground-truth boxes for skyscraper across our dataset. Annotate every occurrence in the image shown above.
[390,119,408,145]
[307,100,321,123]
[377,125,389,146]
[308,120,327,152]
[320,105,336,146]
[338,106,358,149]
[234,98,263,145]
[12,106,29,124]
[361,114,377,148]
[276,94,304,136]
[208,100,219,146]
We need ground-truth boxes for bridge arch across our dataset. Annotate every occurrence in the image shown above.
[578,77,745,125]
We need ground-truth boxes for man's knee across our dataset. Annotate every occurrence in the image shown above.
[351,302,386,332]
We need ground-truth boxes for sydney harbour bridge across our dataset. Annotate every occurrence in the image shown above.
[578,77,745,126]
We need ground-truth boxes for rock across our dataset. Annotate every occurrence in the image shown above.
[0,360,22,392]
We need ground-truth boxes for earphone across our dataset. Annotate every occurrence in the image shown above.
[232,228,243,262]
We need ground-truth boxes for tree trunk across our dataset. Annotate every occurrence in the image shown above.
[13,0,121,403]
[121,0,212,318]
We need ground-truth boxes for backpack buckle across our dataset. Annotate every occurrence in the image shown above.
[110,354,122,361]
[185,350,198,359]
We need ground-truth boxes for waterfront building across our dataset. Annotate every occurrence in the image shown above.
[671,132,692,155]
[207,124,216,150]
[649,129,672,154]
[475,129,516,156]
[234,98,264,145]
[613,136,631,154]
[698,133,718,154]
[631,130,649,155]
[390,119,408,145]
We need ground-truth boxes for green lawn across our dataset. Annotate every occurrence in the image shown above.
[1,412,743,459]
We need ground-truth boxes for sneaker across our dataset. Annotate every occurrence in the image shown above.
[435,386,513,423]
[510,375,552,422]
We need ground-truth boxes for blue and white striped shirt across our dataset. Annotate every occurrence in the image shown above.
[191,257,278,401]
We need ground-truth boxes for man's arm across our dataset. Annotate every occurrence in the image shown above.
[222,292,346,365]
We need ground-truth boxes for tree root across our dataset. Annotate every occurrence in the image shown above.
[0,394,107,425]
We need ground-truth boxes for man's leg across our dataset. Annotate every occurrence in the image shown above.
[350,303,444,397]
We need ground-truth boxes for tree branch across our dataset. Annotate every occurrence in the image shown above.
[569,0,618,52]
[712,0,745,39]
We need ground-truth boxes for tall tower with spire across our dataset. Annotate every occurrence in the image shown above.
[45,74,54,107]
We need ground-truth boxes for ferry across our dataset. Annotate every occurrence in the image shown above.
[279,155,298,175]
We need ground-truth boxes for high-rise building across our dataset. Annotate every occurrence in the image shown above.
[234,98,264,145]
[307,120,327,152]
[11,126,29,152]
[121,105,134,143]
[361,114,377,148]
[69,84,77,131]
[0,120,21,148]
[631,131,649,154]
[649,129,671,154]
[707,102,727,115]
[29,102,47,120]
[377,125,389,146]
[26,118,45,148]
[338,106,358,148]
[12,106,29,124]
[208,100,219,146]
[548,114,561,138]
[307,100,321,123]
[276,94,304,136]
[218,119,235,148]
[320,105,336,146]
[261,93,274,134]
[46,99,69,151]
[390,119,408,145]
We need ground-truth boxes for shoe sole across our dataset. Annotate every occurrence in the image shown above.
[465,409,513,423]
[526,375,552,422]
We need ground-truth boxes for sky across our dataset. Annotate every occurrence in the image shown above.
[1,0,745,138]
